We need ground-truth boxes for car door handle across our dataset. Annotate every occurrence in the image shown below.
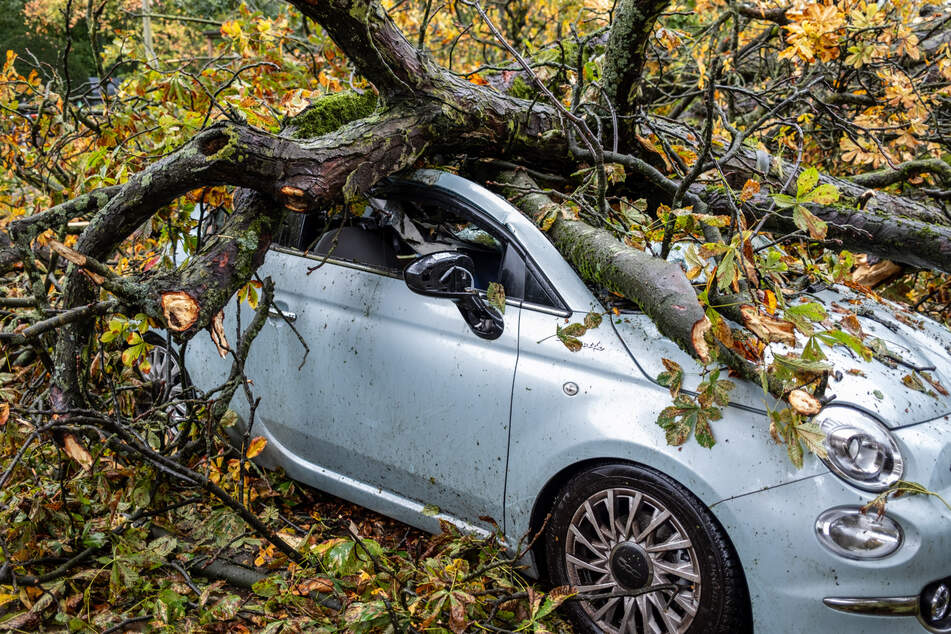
[267,304,297,322]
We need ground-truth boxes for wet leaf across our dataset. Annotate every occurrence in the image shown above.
[246,436,268,458]
[773,354,834,374]
[583,311,602,329]
[815,329,872,361]
[656,358,684,398]
[792,205,828,240]
[487,282,505,315]
[902,373,927,393]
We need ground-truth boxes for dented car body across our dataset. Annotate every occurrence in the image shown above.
[183,170,951,633]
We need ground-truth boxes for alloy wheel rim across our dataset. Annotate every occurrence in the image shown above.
[142,345,187,425]
[565,487,701,634]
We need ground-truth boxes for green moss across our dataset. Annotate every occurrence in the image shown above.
[508,76,534,100]
[92,191,110,208]
[207,126,242,162]
[289,91,379,139]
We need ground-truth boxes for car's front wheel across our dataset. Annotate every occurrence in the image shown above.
[544,463,751,634]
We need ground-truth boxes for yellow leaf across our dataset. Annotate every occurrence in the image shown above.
[764,289,777,315]
[246,436,268,458]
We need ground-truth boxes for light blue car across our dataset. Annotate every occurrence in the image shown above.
[166,170,951,633]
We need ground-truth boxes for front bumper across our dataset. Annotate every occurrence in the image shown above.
[822,593,951,633]
[711,415,951,633]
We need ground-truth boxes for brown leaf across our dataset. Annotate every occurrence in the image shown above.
[63,433,93,470]
[298,577,334,594]
[0,402,8,427]
[210,310,229,358]
[161,291,199,331]
[921,372,949,396]
[280,186,308,212]
[852,258,902,288]
[740,305,796,346]
[449,600,468,634]
[740,178,761,202]
[741,240,759,287]
[788,389,822,416]
[840,313,863,337]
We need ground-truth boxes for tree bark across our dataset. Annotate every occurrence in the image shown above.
[496,169,711,362]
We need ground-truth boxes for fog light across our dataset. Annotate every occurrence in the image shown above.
[815,507,903,560]
[921,580,951,626]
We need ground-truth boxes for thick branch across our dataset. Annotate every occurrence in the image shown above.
[288,0,441,96]
[496,169,711,362]
[707,191,951,273]
[849,159,951,189]
[603,0,672,117]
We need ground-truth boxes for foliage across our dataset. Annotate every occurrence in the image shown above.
[1,0,950,628]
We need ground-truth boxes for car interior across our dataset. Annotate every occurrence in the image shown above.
[270,192,560,308]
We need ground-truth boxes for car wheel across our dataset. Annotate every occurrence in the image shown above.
[138,332,190,428]
[544,463,751,634]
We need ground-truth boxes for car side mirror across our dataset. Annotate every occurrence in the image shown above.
[404,251,476,298]
[404,252,504,340]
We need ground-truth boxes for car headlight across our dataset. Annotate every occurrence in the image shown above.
[818,409,903,492]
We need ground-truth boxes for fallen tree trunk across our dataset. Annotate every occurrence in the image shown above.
[703,189,951,273]
[495,168,712,361]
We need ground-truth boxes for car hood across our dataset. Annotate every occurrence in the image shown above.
[613,286,951,428]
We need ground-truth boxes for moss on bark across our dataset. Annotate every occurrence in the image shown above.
[286,91,379,139]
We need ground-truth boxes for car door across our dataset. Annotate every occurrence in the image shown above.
[244,187,520,532]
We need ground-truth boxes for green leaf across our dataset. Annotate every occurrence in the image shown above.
[786,436,804,469]
[422,504,440,517]
[803,182,839,205]
[556,324,586,352]
[561,323,586,337]
[795,422,828,459]
[785,302,827,322]
[252,576,282,598]
[815,329,873,361]
[802,336,827,362]
[770,193,799,209]
[660,415,691,446]
[773,354,833,374]
[487,282,505,314]
[656,358,684,399]
[326,540,357,575]
[716,249,737,292]
[796,167,819,198]
[695,416,715,448]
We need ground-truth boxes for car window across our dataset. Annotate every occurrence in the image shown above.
[271,191,562,308]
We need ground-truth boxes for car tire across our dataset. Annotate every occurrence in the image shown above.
[544,463,751,634]
[138,332,191,428]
